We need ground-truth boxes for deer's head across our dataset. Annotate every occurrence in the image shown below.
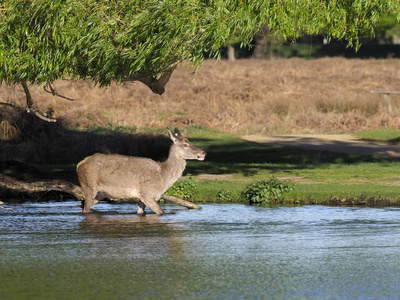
[167,127,206,161]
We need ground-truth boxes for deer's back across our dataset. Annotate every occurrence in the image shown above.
[77,153,163,192]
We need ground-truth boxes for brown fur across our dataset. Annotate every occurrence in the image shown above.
[76,127,206,215]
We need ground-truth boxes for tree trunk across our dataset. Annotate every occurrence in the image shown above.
[251,33,266,59]
[21,81,57,122]
[227,44,236,61]
[0,174,201,210]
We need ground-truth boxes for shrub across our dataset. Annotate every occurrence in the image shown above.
[242,177,295,204]
[216,189,235,203]
[167,174,197,201]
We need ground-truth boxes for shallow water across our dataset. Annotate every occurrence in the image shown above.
[1,202,400,299]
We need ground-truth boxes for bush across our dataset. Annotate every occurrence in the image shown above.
[167,174,197,201]
[216,189,235,203]
[241,177,295,204]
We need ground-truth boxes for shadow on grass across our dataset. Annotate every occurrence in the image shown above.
[185,137,400,177]
[1,109,399,181]
[0,109,170,181]
[0,123,171,165]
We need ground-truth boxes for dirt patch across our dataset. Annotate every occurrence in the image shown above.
[242,134,400,157]
[195,174,238,181]
[195,173,323,184]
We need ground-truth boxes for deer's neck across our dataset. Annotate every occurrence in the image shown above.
[161,145,187,188]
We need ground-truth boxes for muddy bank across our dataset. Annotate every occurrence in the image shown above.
[276,195,400,207]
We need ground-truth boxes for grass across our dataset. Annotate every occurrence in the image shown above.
[2,115,400,206]
[175,126,400,206]
[355,127,400,143]
[288,183,400,202]
[3,58,400,135]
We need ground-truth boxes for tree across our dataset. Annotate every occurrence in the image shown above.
[0,0,399,208]
[1,0,399,121]
[374,14,400,43]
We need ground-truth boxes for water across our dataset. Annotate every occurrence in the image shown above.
[1,202,400,299]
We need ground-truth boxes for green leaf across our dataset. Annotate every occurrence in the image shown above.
[1,0,398,90]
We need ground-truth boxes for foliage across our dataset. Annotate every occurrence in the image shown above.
[1,0,399,90]
[167,174,198,201]
[242,177,295,204]
[354,128,400,142]
[374,14,400,41]
[216,189,235,203]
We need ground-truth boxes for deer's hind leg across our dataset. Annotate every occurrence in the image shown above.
[81,188,103,213]
[82,189,96,213]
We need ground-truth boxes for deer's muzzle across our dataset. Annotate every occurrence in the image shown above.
[197,151,207,161]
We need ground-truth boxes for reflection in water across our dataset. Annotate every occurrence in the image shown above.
[1,202,400,299]
[80,213,185,259]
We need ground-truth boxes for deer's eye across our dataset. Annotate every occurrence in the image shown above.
[183,143,189,148]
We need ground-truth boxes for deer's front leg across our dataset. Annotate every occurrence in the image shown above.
[137,201,146,215]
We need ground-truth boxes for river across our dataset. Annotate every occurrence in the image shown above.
[1,202,400,299]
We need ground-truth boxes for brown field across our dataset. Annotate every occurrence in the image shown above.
[2,57,400,134]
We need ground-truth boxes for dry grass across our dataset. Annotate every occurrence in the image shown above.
[2,57,400,134]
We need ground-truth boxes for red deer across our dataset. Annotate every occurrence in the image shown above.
[76,127,206,215]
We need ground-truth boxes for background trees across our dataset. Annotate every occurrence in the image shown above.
[374,14,400,43]
[0,0,399,120]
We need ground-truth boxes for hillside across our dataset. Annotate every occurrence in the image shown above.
[1,57,400,134]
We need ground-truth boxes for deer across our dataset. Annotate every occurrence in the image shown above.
[76,127,206,215]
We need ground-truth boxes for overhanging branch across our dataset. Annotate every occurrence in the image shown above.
[0,102,20,109]
[21,81,57,122]
[122,29,203,95]
[123,66,177,95]
[44,81,74,101]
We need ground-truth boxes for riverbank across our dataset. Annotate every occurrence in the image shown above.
[186,127,400,206]
[2,56,400,206]
[2,126,400,208]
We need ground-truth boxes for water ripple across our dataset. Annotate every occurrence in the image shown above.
[2,201,400,299]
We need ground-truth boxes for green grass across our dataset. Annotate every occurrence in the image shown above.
[287,183,400,201]
[16,125,400,207]
[355,128,400,143]
[176,126,400,206]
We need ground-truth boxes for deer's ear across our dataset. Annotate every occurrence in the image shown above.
[167,127,174,140]
[167,127,181,142]
[174,127,182,137]
[167,127,183,143]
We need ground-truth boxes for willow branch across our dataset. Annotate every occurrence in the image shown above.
[44,82,74,101]
[0,102,20,109]
[0,201,12,211]
[126,66,176,95]
[21,81,57,122]
[121,29,203,95]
